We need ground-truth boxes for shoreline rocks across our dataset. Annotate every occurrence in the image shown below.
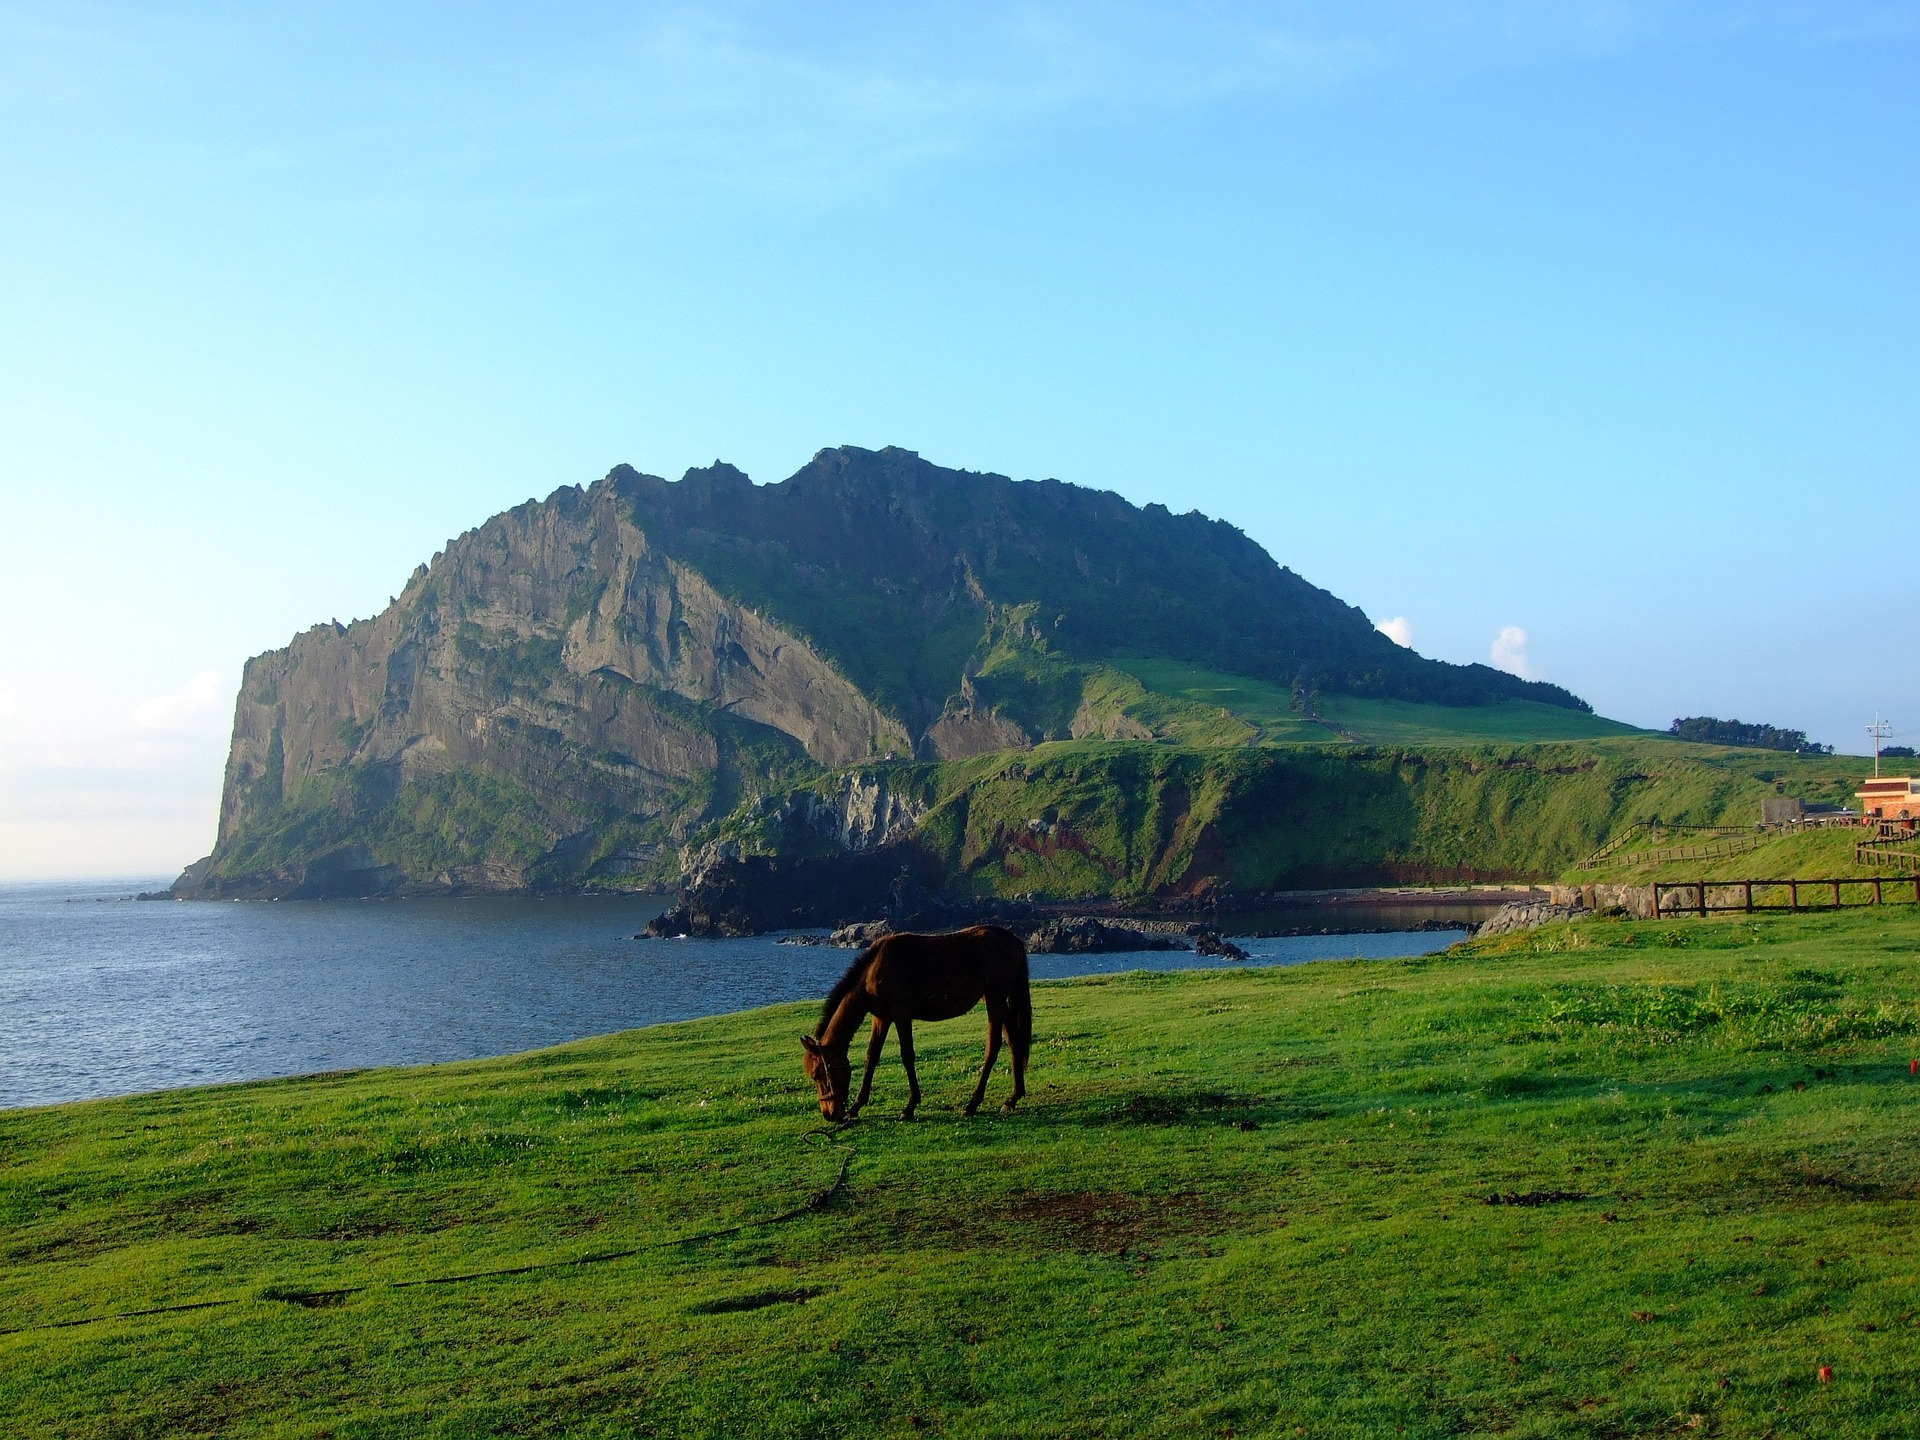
[770,915,1255,960]
[1473,900,1589,938]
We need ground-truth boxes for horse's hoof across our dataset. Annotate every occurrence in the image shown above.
[899,1107,918,1121]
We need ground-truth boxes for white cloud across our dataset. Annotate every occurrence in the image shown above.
[0,672,231,879]
[130,670,228,733]
[1377,616,1413,648]
[1491,625,1533,679]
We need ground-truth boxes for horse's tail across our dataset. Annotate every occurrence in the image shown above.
[1009,977,1033,1051]
[1000,927,1033,1050]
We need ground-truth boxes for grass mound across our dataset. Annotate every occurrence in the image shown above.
[4,910,1919,1436]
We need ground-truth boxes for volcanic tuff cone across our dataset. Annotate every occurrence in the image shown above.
[175,446,1587,899]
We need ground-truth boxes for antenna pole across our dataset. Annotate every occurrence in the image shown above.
[1867,715,1891,778]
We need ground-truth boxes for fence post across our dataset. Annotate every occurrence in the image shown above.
[1696,882,1707,917]
[1790,881,1798,912]
[1831,880,1842,908]
[1744,881,1753,913]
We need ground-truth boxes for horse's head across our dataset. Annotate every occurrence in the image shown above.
[799,1035,850,1122]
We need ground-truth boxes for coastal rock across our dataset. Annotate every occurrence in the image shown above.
[775,919,898,949]
[1474,900,1588,937]
[1022,918,1189,955]
[1189,927,1251,960]
[644,844,945,938]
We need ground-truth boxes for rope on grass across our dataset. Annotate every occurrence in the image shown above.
[0,1297,238,1337]
[0,1136,856,1337]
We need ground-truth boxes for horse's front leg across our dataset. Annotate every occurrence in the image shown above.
[848,1014,889,1118]
[964,1012,1004,1117]
[895,1018,921,1119]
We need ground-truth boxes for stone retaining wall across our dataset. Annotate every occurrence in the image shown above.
[1545,883,1658,919]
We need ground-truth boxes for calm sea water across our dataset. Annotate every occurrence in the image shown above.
[0,881,1468,1111]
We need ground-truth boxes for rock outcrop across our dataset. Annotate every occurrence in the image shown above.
[642,842,950,938]
[181,480,913,897]
[1022,917,1188,954]
[1473,900,1589,937]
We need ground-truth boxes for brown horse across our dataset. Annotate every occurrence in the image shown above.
[800,925,1031,1122]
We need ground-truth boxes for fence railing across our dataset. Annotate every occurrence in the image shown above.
[1782,814,1863,831]
[1856,835,1920,874]
[1654,876,1920,916]
[1576,824,1756,871]
[1580,831,1765,872]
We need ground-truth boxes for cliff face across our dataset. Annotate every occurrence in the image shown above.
[178,445,1595,899]
[190,481,910,897]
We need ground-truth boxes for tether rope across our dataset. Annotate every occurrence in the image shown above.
[0,1133,855,1339]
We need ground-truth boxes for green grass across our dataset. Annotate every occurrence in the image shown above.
[727,738,1874,901]
[6,910,1920,1436]
[1319,695,1649,746]
[1105,658,1332,743]
[1108,658,1647,747]
[1582,828,1917,885]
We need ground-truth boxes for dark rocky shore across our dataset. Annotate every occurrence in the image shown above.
[638,841,1543,953]
[767,914,1251,959]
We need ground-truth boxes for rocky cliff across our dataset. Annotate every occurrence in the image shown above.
[176,445,1595,899]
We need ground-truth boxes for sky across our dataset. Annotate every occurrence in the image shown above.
[1,1,1916,879]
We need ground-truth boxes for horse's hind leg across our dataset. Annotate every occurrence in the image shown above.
[965,1007,1005,1117]
[895,1019,922,1119]
[849,1014,889,1118]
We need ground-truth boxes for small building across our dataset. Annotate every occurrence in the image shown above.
[1856,776,1920,824]
[1761,795,1804,825]
[1761,795,1858,826]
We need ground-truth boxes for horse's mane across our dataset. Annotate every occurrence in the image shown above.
[816,945,877,1035]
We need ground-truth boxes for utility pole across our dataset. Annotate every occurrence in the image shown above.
[1867,715,1892,778]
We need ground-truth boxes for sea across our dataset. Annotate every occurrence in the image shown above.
[0,881,1490,1111]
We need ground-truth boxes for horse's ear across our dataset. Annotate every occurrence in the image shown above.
[800,1035,821,1054]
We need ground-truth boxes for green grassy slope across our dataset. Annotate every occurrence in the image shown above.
[5,909,1919,1436]
[1579,827,1920,885]
[722,739,1872,898]
[1321,694,1649,746]
[1113,656,1651,746]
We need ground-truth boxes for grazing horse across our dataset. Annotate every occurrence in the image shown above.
[800,925,1032,1122]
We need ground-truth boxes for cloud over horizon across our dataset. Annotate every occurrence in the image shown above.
[0,671,231,879]
[1491,625,1533,679]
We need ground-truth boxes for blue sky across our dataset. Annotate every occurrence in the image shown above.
[2,2,1916,878]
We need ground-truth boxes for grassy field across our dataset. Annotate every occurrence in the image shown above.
[1579,828,1920,885]
[1108,658,1647,746]
[6,910,1920,1438]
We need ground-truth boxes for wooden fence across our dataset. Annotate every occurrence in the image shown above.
[1579,831,1765,872]
[1653,876,1920,917]
[1575,824,1756,871]
[1856,823,1920,875]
